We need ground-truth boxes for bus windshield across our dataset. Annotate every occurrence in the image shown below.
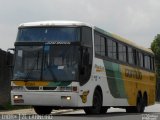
[16,27,80,42]
[13,46,80,81]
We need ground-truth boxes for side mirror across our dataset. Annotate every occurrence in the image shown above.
[6,48,14,67]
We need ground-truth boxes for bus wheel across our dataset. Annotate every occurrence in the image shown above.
[33,106,52,115]
[126,93,145,113]
[143,92,148,107]
[84,90,102,114]
[136,93,145,113]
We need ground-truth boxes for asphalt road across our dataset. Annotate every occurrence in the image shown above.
[0,104,159,120]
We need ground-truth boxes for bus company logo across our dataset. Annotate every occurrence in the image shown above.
[142,114,158,120]
[45,41,71,45]
[80,90,89,103]
[125,69,142,80]
[95,64,105,72]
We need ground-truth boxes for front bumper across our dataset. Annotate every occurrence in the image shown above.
[11,91,79,107]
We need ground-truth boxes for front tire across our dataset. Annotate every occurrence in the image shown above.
[84,90,102,114]
[33,106,52,115]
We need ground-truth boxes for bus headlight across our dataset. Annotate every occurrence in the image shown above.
[13,95,24,103]
[14,95,22,99]
[61,96,71,101]
[66,96,71,100]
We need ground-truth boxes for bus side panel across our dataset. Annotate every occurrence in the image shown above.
[102,60,156,106]
[78,58,129,107]
[102,60,129,106]
[120,65,156,106]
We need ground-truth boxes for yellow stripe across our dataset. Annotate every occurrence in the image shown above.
[12,81,49,86]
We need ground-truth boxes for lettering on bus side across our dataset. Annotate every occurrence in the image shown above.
[125,69,142,80]
[95,64,105,72]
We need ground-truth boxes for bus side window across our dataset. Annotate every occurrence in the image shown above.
[81,27,92,46]
[144,55,151,70]
[128,47,134,65]
[80,27,93,86]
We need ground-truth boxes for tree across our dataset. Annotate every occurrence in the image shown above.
[151,34,160,101]
[151,34,160,75]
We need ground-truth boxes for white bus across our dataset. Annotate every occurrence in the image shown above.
[11,21,156,115]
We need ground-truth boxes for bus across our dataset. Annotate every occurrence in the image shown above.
[11,21,156,115]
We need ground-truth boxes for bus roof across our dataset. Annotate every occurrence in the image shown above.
[19,21,153,54]
[19,21,92,28]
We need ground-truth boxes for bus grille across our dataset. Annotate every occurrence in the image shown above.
[26,87,57,91]
[43,87,57,90]
[26,87,39,90]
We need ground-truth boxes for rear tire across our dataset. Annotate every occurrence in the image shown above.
[33,106,52,115]
[143,93,148,107]
[84,90,102,114]
[126,93,145,113]
[136,93,145,113]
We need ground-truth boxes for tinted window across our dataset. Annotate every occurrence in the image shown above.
[17,27,80,42]
[108,39,117,59]
[94,33,106,56]
[138,52,144,68]
[94,33,101,55]
[80,27,93,85]
[82,27,92,46]
[118,43,126,62]
[133,49,137,65]
[144,55,151,70]
[100,37,105,56]
[128,47,134,64]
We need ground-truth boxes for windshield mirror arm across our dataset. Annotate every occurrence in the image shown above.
[6,48,15,67]
[6,48,15,79]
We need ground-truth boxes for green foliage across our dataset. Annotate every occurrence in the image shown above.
[151,34,160,101]
[151,34,160,75]
[151,34,160,60]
